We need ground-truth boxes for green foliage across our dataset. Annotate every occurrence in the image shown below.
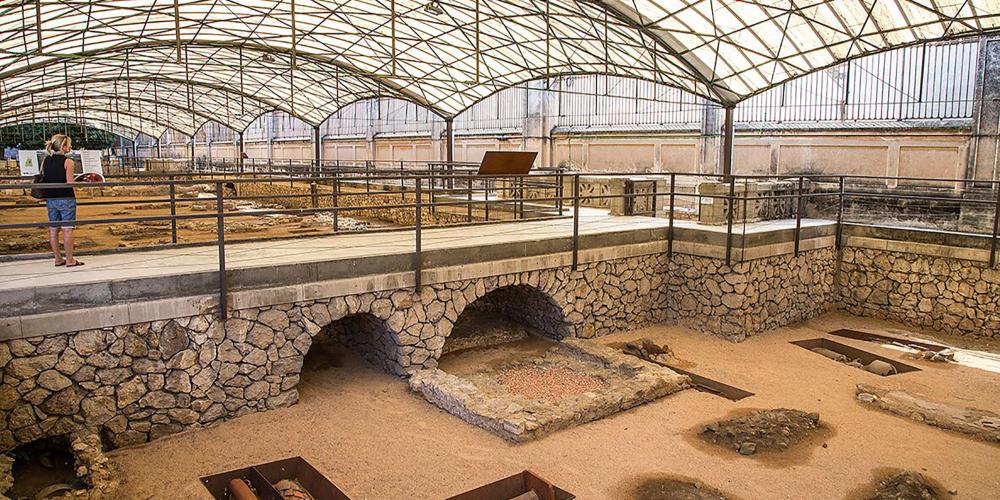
[0,122,119,150]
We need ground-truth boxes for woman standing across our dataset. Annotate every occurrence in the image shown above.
[41,134,83,267]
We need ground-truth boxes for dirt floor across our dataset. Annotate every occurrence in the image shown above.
[0,185,381,255]
[107,311,1000,499]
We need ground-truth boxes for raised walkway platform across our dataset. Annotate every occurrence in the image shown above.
[0,213,837,339]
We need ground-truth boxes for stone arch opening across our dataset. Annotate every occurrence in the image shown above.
[443,285,570,355]
[302,313,403,376]
[4,434,82,498]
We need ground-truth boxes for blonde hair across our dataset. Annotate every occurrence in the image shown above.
[45,134,72,155]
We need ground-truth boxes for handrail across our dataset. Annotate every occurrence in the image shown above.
[2,171,998,319]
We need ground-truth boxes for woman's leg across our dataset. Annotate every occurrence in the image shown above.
[63,199,78,266]
[63,228,75,265]
[46,200,64,264]
[49,227,63,263]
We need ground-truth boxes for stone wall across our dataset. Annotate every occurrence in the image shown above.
[837,248,1000,338]
[663,248,838,341]
[0,252,671,452]
[7,232,980,455]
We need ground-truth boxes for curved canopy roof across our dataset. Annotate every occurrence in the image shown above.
[1,0,998,137]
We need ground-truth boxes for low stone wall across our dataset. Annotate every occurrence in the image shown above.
[837,248,1000,338]
[663,248,838,341]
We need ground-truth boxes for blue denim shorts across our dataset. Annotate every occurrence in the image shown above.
[45,198,77,229]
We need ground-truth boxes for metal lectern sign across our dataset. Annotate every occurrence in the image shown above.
[476,151,537,175]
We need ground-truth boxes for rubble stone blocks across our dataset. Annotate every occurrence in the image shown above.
[664,248,838,341]
[838,248,1000,339]
[408,339,691,442]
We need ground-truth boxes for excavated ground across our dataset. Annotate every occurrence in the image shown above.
[106,311,999,499]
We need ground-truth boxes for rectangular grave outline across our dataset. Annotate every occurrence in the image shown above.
[791,338,921,376]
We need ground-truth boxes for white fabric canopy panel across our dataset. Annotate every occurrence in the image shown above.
[1,0,998,135]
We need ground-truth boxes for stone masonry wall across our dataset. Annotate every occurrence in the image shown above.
[663,247,838,341]
[0,252,672,452]
[0,244,844,453]
[837,247,1000,338]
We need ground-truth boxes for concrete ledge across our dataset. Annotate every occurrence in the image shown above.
[0,220,835,320]
[844,235,992,262]
[0,294,217,341]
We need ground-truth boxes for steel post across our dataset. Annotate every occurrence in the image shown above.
[794,177,804,256]
[414,177,423,289]
[572,173,580,270]
[725,176,735,266]
[836,176,845,251]
[991,182,1000,267]
[668,173,675,258]
[216,182,227,319]
[169,175,178,244]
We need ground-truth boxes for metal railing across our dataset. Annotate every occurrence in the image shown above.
[1,171,997,320]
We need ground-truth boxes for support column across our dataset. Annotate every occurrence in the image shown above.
[312,125,322,171]
[524,79,557,168]
[445,118,454,163]
[156,136,162,158]
[267,113,275,161]
[721,105,735,179]
[189,137,195,169]
[237,131,245,171]
[968,34,1000,184]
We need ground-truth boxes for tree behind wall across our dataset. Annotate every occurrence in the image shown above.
[0,123,117,150]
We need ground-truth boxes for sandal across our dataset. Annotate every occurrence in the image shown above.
[54,261,66,267]
[65,261,85,268]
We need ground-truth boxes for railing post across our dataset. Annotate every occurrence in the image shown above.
[333,176,340,232]
[169,175,178,244]
[836,176,845,252]
[429,165,436,215]
[414,176,423,289]
[794,176,804,257]
[310,181,318,209]
[991,182,1000,267]
[467,173,473,223]
[365,161,371,193]
[725,176,735,266]
[557,170,564,216]
[518,176,525,219]
[216,182,227,319]
[650,178,658,217]
[484,177,490,221]
[572,173,580,270]
[668,173,675,259]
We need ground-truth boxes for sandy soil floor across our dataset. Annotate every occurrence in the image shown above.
[108,311,1000,499]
